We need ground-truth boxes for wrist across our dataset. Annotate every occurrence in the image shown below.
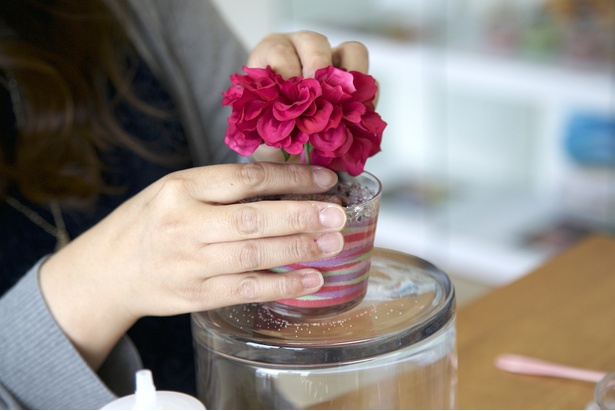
[39,234,137,370]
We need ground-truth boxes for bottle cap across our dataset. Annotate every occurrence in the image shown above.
[101,369,205,410]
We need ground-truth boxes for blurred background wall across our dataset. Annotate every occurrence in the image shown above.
[212,0,615,286]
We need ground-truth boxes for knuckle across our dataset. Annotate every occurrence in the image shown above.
[296,30,329,45]
[183,282,207,306]
[274,275,296,297]
[341,41,369,57]
[286,164,305,187]
[238,162,267,190]
[287,204,311,232]
[233,205,260,236]
[288,235,315,261]
[156,172,189,202]
[237,275,260,300]
[239,241,261,270]
[147,175,187,235]
[309,52,332,69]
[269,41,295,58]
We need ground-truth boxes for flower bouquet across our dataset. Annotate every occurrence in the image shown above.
[222,64,386,316]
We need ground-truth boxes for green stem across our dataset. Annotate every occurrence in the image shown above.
[304,143,313,200]
[304,142,311,166]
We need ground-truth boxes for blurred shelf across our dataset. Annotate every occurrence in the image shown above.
[374,189,599,286]
[438,50,614,111]
[286,23,614,112]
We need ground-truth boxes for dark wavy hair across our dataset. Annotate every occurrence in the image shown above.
[0,0,180,207]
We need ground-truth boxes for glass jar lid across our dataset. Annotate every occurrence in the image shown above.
[192,248,455,366]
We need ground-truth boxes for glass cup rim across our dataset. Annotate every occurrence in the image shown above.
[337,170,383,207]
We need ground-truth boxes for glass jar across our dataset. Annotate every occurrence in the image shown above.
[593,372,615,410]
[192,248,457,409]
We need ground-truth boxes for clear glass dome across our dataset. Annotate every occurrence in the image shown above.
[192,248,457,409]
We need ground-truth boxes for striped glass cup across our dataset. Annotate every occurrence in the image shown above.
[266,171,381,317]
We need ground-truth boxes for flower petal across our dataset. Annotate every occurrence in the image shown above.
[296,99,333,134]
[224,124,263,157]
[257,113,295,143]
[341,101,366,123]
[350,70,378,105]
[273,78,321,121]
[315,66,356,103]
[310,124,353,155]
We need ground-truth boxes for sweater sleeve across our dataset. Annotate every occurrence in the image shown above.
[0,259,142,410]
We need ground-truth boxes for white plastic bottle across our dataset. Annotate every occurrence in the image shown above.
[101,369,205,410]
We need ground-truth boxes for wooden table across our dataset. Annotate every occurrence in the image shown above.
[457,234,615,409]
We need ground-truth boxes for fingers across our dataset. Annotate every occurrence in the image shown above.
[288,31,333,77]
[199,231,344,275]
[248,31,369,79]
[251,144,292,162]
[247,33,303,79]
[180,162,338,204]
[193,201,346,243]
[197,269,324,309]
[333,41,369,73]
[169,230,343,312]
[247,31,332,78]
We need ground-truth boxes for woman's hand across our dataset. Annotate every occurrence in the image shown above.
[248,31,370,163]
[39,163,346,368]
[248,30,369,79]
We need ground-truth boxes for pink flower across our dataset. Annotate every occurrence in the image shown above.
[314,66,356,103]
[296,99,336,134]
[224,123,262,157]
[273,77,321,121]
[347,70,378,110]
[222,65,386,175]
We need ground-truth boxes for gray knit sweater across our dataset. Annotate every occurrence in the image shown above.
[0,1,246,408]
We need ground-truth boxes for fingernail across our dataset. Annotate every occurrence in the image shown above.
[317,232,343,254]
[312,167,337,188]
[319,206,346,229]
[301,271,323,290]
